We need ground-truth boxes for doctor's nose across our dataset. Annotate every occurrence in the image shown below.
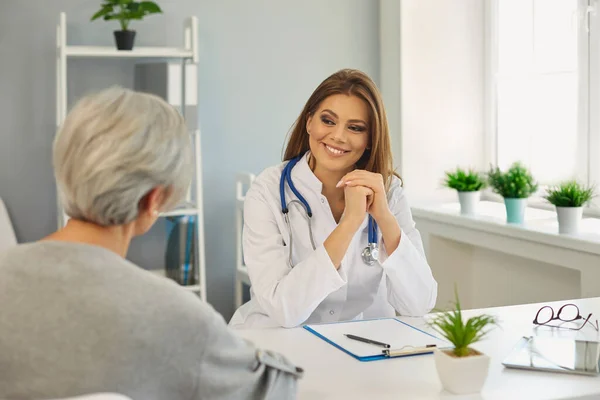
[330,125,347,143]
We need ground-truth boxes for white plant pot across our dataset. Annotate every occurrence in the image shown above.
[556,206,583,234]
[457,191,480,216]
[434,348,490,395]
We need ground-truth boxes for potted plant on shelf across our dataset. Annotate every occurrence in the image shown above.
[544,180,595,234]
[428,289,498,395]
[443,167,487,216]
[91,0,163,51]
[488,162,538,224]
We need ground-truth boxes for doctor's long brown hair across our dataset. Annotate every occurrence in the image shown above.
[283,69,401,190]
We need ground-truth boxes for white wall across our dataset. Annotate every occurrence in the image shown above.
[379,0,402,172]
[0,0,380,320]
[398,0,486,203]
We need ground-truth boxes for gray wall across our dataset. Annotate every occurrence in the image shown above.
[0,0,380,320]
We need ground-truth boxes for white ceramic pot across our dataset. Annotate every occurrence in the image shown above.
[434,348,490,395]
[556,206,583,234]
[457,191,480,216]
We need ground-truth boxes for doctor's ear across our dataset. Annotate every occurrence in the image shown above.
[306,114,313,135]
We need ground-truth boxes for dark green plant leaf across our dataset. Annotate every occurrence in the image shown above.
[544,180,596,207]
[91,0,163,26]
[487,162,538,198]
[427,285,498,357]
[443,167,487,192]
[91,5,114,21]
[139,1,162,13]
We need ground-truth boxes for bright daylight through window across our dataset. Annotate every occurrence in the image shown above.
[490,0,600,212]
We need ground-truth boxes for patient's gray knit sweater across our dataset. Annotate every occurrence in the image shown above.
[0,241,301,400]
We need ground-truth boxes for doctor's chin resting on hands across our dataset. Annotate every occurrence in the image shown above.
[229,69,438,329]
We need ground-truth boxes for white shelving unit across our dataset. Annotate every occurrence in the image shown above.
[55,12,207,302]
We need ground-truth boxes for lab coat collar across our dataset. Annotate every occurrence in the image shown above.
[292,152,323,192]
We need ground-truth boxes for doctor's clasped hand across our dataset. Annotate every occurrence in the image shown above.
[338,170,402,256]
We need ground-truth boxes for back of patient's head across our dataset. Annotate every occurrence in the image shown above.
[53,86,192,226]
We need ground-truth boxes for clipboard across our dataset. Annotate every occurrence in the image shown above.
[303,318,448,362]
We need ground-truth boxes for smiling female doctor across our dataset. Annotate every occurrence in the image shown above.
[229,69,437,329]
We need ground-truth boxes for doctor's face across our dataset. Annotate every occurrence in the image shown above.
[306,94,370,175]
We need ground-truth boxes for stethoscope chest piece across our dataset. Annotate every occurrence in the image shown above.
[361,243,379,266]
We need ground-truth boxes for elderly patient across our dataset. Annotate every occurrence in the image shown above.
[0,87,302,400]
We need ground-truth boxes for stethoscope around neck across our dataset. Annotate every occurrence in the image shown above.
[279,153,379,267]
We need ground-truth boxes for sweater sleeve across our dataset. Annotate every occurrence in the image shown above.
[192,303,303,399]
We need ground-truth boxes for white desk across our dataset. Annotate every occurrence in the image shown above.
[237,298,600,399]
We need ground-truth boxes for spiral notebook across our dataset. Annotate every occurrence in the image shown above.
[303,318,448,362]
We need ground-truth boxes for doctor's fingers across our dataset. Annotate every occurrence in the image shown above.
[338,170,383,185]
[345,185,374,197]
[366,192,374,209]
[341,178,384,193]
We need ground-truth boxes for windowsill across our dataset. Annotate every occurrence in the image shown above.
[480,191,600,218]
[411,201,600,256]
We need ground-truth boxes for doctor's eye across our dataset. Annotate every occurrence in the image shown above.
[321,116,335,126]
[348,125,367,133]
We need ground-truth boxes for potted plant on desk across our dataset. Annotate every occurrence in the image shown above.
[488,162,538,224]
[428,290,498,395]
[544,180,595,234]
[91,0,163,50]
[443,167,487,215]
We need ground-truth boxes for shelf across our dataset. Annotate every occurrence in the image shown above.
[160,207,199,217]
[150,270,201,293]
[411,201,600,256]
[56,11,205,303]
[65,46,194,59]
[182,284,202,293]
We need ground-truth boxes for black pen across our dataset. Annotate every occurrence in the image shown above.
[344,334,391,348]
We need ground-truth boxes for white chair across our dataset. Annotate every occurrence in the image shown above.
[234,172,255,309]
[0,197,17,252]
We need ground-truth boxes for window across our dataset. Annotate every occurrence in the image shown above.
[490,0,597,200]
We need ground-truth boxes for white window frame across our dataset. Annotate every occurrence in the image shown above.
[484,0,599,215]
[588,0,600,212]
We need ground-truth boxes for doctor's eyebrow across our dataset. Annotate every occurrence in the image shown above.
[321,109,367,125]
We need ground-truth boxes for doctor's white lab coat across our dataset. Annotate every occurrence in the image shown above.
[229,153,437,329]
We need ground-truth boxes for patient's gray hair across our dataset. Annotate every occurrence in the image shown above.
[53,86,192,226]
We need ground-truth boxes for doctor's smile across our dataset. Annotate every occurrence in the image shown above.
[323,143,348,156]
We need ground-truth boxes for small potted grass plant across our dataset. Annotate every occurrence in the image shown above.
[488,162,538,224]
[443,167,487,216]
[544,180,595,234]
[91,0,163,50]
[428,289,498,395]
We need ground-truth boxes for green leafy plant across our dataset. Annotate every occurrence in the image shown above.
[544,180,595,208]
[428,288,498,357]
[91,0,163,31]
[487,162,538,199]
[443,168,487,192]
